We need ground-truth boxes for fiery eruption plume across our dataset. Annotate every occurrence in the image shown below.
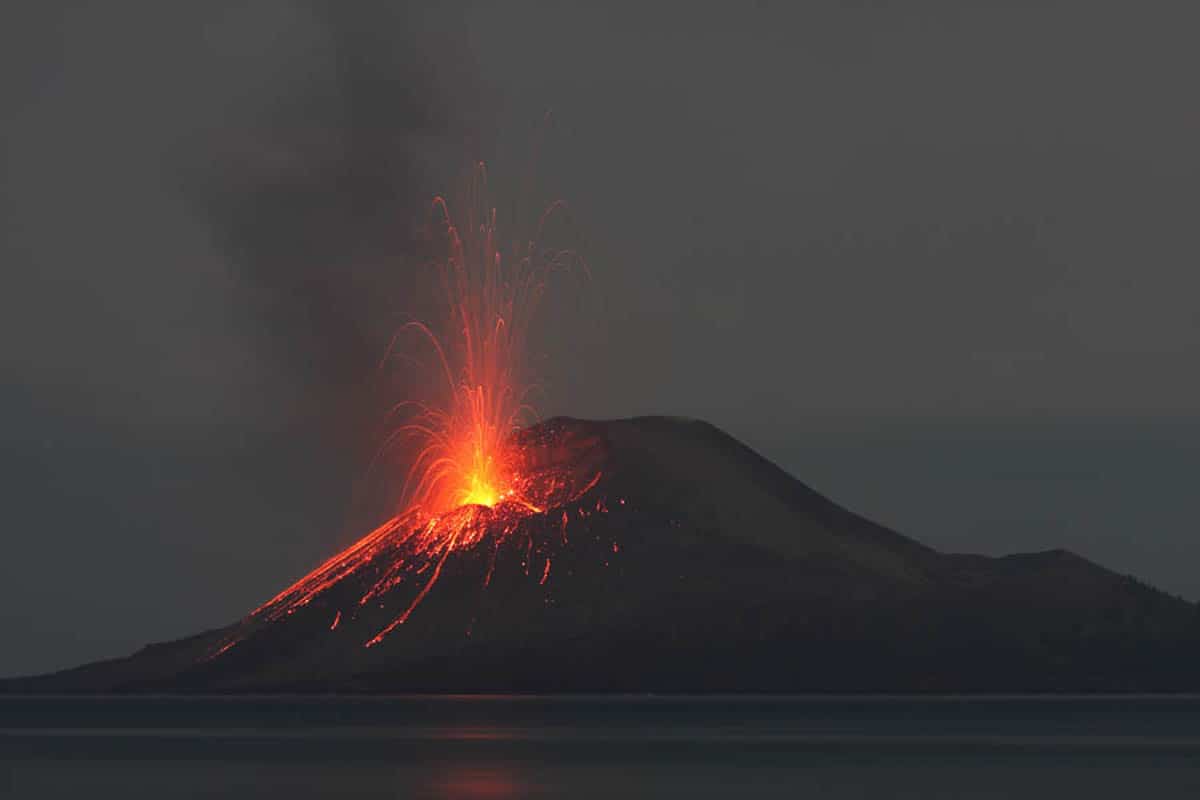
[208,164,603,658]
[386,166,562,517]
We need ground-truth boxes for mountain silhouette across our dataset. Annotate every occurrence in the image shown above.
[7,416,1198,693]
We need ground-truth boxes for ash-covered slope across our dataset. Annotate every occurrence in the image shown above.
[9,416,1199,693]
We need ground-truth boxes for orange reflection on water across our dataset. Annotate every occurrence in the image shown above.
[430,765,526,799]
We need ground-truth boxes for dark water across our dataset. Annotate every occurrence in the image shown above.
[4,695,1200,798]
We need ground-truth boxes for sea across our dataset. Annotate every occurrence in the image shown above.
[3,695,1200,798]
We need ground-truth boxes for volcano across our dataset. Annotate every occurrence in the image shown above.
[8,416,1200,693]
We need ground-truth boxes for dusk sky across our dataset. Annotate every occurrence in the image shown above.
[3,1,1198,677]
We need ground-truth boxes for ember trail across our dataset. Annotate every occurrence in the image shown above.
[210,165,602,657]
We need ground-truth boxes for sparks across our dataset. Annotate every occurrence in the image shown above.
[207,163,604,658]
[378,163,580,521]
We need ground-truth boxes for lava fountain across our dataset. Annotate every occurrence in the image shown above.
[208,164,603,658]
[383,163,571,518]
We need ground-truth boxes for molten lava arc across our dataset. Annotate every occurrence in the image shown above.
[207,164,600,658]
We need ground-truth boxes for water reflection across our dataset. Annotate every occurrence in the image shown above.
[430,765,525,799]
[5,696,1200,799]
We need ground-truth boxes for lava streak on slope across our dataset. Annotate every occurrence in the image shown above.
[238,420,608,652]
[208,165,602,657]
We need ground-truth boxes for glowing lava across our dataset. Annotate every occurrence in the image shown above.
[380,164,580,522]
[208,164,599,658]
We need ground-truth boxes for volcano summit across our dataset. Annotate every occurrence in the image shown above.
[9,416,1199,694]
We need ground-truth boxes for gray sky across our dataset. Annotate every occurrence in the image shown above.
[2,1,1198,677]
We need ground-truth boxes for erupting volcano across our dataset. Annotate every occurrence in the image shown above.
[212,164,604,657]
[12,167,1200,695]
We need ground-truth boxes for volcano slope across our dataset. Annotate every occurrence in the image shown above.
[9,416,1200,693]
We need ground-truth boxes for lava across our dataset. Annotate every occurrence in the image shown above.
[208,164,600,658]
[379,163,581,520]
